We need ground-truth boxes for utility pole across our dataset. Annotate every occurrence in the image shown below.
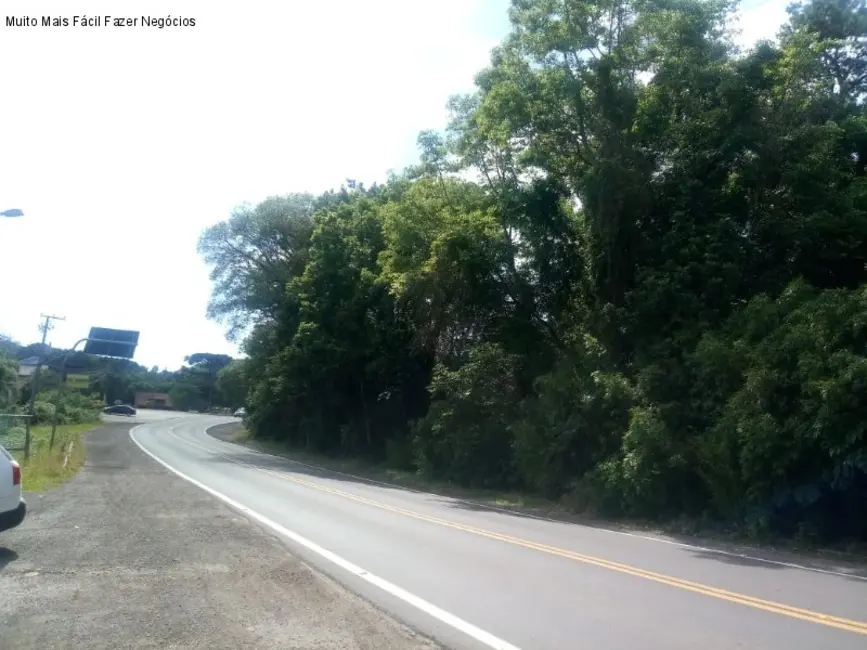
[24,314,65,458]
[38,314,65,347]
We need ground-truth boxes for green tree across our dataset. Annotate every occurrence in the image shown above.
[169,382,207,412]
[197,194,316,340]
[183,353,234,410]
[196,0,867,542]
[216,359,250,409]
[0,351,18,408]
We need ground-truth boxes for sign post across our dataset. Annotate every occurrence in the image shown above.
[83,328,139,359]
[66,374,90,390]
[50,327,139,450]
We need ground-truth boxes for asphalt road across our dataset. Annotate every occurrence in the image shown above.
[132,413,867,650]
[0,419,438,650]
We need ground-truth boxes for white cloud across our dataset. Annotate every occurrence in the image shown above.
[0,0,790,370]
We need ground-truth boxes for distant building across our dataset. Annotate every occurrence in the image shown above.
[16,357,41,390]
[17,357,41,379]
[134,392,173,409]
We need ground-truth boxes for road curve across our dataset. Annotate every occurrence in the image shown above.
[131,414,867,650]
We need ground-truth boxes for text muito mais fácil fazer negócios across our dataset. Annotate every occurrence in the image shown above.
[5,16,197,28]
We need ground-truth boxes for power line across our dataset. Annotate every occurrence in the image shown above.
[37,313,65,348]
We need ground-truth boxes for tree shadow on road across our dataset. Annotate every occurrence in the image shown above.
[0,547,19,570]
[200,438,867,582]
[688,547,867,581]
[441,494,583,522]
[201,447,421,497]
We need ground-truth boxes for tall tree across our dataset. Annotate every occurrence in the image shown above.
[216,359,250,409]
[196,0,867,541]
[197,194,316,340]
[184,353,234,409]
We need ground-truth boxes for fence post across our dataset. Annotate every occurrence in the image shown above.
[0,413,33,456]
[24,415,31,459]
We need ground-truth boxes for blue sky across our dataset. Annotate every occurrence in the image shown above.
[0,0,789,370]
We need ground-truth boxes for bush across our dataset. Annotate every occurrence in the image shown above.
[33,401,56,424]
[690,281,867,538]
[513,334,635,498]
[413,344,520,488]
[31,390,102,425]
[384,436,414,470]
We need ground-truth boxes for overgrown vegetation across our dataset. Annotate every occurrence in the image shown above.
[1,352,100,490]
[11,423,93,491]
[29,389,103,425]
[199,0,867,543]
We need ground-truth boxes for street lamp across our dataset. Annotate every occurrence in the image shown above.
[0,209,24,217]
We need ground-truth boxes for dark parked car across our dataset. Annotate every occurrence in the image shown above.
[103,404,137,416]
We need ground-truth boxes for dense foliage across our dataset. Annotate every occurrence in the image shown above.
[0,350,20,409]
[28,389,104,425]
[199,0,867,541]
[1,338,242,413]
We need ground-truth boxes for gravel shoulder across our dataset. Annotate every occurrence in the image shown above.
[0,422,439,650]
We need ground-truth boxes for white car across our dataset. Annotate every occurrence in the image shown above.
[233,407,246,418]
[0,444,26,533]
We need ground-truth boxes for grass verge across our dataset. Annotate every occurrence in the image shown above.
[227,427,562,514]
[11,422,95,491]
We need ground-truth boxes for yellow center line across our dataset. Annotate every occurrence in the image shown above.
[171,427,867,636]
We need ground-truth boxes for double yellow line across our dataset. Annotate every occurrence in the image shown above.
[175,428,867,636]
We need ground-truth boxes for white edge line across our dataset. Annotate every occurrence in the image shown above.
[203,420,867,582]
[129,422,523,650]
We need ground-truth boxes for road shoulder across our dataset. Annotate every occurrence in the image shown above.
[0,422,439,650]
